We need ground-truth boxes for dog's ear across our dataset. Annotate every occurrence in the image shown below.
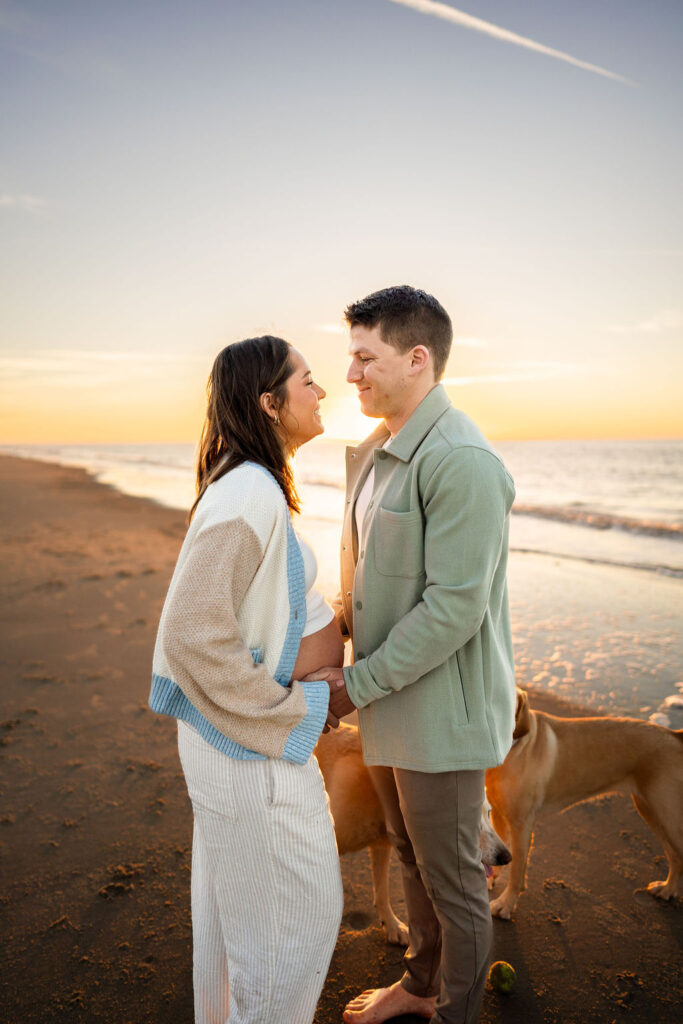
[513,688,532,739]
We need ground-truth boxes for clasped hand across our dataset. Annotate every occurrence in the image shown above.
[303,666,354,732]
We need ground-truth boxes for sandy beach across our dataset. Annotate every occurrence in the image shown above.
[1,454,681,1023]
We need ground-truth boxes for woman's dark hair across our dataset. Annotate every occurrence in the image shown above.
[189,336,299,521]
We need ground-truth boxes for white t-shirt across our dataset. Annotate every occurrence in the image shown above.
[354,437,392,547]
[296,532,334,637]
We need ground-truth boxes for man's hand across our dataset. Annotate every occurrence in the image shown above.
[322,708,340,734]
[304,666,356,722]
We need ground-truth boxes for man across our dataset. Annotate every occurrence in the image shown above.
[316,285,516,1024]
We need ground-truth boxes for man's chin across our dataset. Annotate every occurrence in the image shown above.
[357,396,382,419]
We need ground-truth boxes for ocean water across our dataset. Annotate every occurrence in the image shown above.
[3,438,682,725]
[5,438,680,581]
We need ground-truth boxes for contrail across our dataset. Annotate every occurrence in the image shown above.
[387,0,635,86]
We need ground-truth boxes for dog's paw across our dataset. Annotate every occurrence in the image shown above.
[383,916,409,946]
[489,893,515,920]
[646,880,676,901]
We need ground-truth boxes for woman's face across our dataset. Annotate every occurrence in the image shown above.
[279,348,326,452]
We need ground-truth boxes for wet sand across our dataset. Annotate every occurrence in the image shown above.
[0,454,681,1023]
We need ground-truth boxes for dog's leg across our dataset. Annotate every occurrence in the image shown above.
[632,794,683,900]
[646,840,683,901]
[489,816,535,920]
[369,840,409,945]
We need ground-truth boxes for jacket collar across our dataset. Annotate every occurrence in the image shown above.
[345,421,388,501]
[345,383,452,483]
[385,384,451,463]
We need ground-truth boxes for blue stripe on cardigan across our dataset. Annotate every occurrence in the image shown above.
[148,465,329,764]
[148,671,329,764]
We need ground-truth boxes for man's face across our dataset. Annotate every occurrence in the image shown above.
[346,324,414,421]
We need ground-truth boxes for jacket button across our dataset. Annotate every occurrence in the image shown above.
[356,601,362,610]
[360,549,364,557]
[378,450,387,459]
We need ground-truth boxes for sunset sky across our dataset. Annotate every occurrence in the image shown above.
[1,0,682,443]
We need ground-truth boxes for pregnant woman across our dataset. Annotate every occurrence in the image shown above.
[149,336,344,1024]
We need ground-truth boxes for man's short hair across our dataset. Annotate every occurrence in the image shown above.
[344,285,452,380]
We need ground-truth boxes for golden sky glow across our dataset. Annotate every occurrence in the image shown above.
[1,2,681,444]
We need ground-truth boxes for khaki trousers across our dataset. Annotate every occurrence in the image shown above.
[369,766,491,1024]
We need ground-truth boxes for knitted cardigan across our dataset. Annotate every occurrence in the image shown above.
[149,462,330,764]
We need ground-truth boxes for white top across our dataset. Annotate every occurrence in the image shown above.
[297,532,335,638]
[354,437,391,547]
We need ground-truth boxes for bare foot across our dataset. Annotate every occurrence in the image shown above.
[343,981,436,1023]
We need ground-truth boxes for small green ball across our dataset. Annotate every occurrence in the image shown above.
[488,960,516,994]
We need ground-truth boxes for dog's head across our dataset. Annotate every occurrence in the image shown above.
[480,796,512,870]
[512,687,532,740]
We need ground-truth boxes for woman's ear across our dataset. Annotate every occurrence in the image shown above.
[259,392,277,420]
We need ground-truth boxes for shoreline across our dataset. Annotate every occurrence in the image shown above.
[1,454,681,1023]
[3,444,683,583]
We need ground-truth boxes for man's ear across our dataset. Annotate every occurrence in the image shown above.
[408,345,430,375]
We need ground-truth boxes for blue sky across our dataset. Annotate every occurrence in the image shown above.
[1,0,682,441]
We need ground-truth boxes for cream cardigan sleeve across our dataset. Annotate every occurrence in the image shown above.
[161,515,323,760]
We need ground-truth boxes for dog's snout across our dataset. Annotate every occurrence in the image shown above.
[496,849,512,866]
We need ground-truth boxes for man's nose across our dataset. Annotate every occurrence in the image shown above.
[347,360,362,383]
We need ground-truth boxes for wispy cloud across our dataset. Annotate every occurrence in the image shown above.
[0,193,45,212]
[607,310,682,335]
[316,326,488,348]
[387,0,635,86]
[0,350,206,388]
[443,360,582,386]
[453,335,486,348]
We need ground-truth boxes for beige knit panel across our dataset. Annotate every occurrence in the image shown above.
[161,516,307,759]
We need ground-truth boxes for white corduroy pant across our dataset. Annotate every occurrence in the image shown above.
[177,721,343,1024]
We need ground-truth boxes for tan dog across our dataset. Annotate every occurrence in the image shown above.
[485,688,683,920]
[315,721,512,944]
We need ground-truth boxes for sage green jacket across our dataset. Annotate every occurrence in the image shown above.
[338,384,516,772]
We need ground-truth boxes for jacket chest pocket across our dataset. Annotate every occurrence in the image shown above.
[373,507,425,578]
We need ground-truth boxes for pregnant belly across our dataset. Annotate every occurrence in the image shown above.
[292,618,344,680]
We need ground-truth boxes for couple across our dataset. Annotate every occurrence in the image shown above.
[150,285,517,1024]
